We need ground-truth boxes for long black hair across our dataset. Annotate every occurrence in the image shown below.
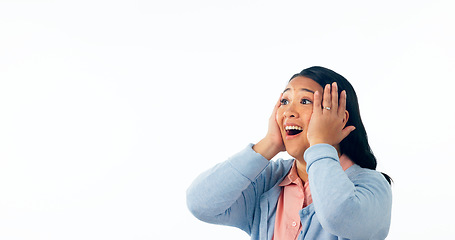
[291,66,392,184]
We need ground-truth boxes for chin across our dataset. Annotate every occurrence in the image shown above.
[284,143,309,160]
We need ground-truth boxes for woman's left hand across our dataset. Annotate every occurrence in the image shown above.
[307,82,356,147]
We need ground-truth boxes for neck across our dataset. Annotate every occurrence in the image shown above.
[295,158,308,182]
[295,144,341,182]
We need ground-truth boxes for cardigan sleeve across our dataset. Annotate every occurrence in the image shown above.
[304,144,392,239]
[186,144,270,234]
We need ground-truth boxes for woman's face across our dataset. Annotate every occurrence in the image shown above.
[277,76,324,160]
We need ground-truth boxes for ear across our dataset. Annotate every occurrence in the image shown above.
[342,110,350,128]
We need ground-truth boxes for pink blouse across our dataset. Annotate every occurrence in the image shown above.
[272,155,354,240]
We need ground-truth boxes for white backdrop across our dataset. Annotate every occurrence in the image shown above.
[1,0,454,239]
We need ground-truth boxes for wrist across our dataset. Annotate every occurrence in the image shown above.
[309,138,332,147]
[253,138,281,160]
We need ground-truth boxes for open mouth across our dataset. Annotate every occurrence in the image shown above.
[285,125,303,136]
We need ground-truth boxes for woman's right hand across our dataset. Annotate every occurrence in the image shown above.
[253,94,286,160]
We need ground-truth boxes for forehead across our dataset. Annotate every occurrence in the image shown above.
[285,76,323,92]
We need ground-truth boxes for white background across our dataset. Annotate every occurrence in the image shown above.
[1,0,454,239]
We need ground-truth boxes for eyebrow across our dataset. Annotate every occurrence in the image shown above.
[282,88,315,94]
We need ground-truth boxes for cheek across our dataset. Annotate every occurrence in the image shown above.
[300,108,313,127]
[303,112,313,126]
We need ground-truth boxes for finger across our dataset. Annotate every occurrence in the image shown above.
[272,93,283,117]
[313,90,322,114]
[341,125,356,140]
[323,84,332,111]
[331,82,339,113]
[275,93,283,108]
[338,90,347,116]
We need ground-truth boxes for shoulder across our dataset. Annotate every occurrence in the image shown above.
[256,157,294,187]
[346,165,388,182]
[263,158,294,178]
[346,165,392,196]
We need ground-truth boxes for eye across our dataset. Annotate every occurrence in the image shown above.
[301,99,312,104]
[280,99,289,105]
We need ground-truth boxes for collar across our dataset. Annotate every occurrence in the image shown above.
[279,161,301,187]
[279,154,354,187]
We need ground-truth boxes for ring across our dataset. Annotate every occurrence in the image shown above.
[324,107,331,110]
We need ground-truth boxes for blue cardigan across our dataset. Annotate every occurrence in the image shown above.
[187,144,392,239]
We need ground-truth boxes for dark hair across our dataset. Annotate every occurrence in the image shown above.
[291,66,392,184]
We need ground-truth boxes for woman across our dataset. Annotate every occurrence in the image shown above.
[186,66,392,240]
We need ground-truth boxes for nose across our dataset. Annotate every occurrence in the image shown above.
[283,103,299,118]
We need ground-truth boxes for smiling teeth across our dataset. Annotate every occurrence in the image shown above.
[285,126,303,131]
